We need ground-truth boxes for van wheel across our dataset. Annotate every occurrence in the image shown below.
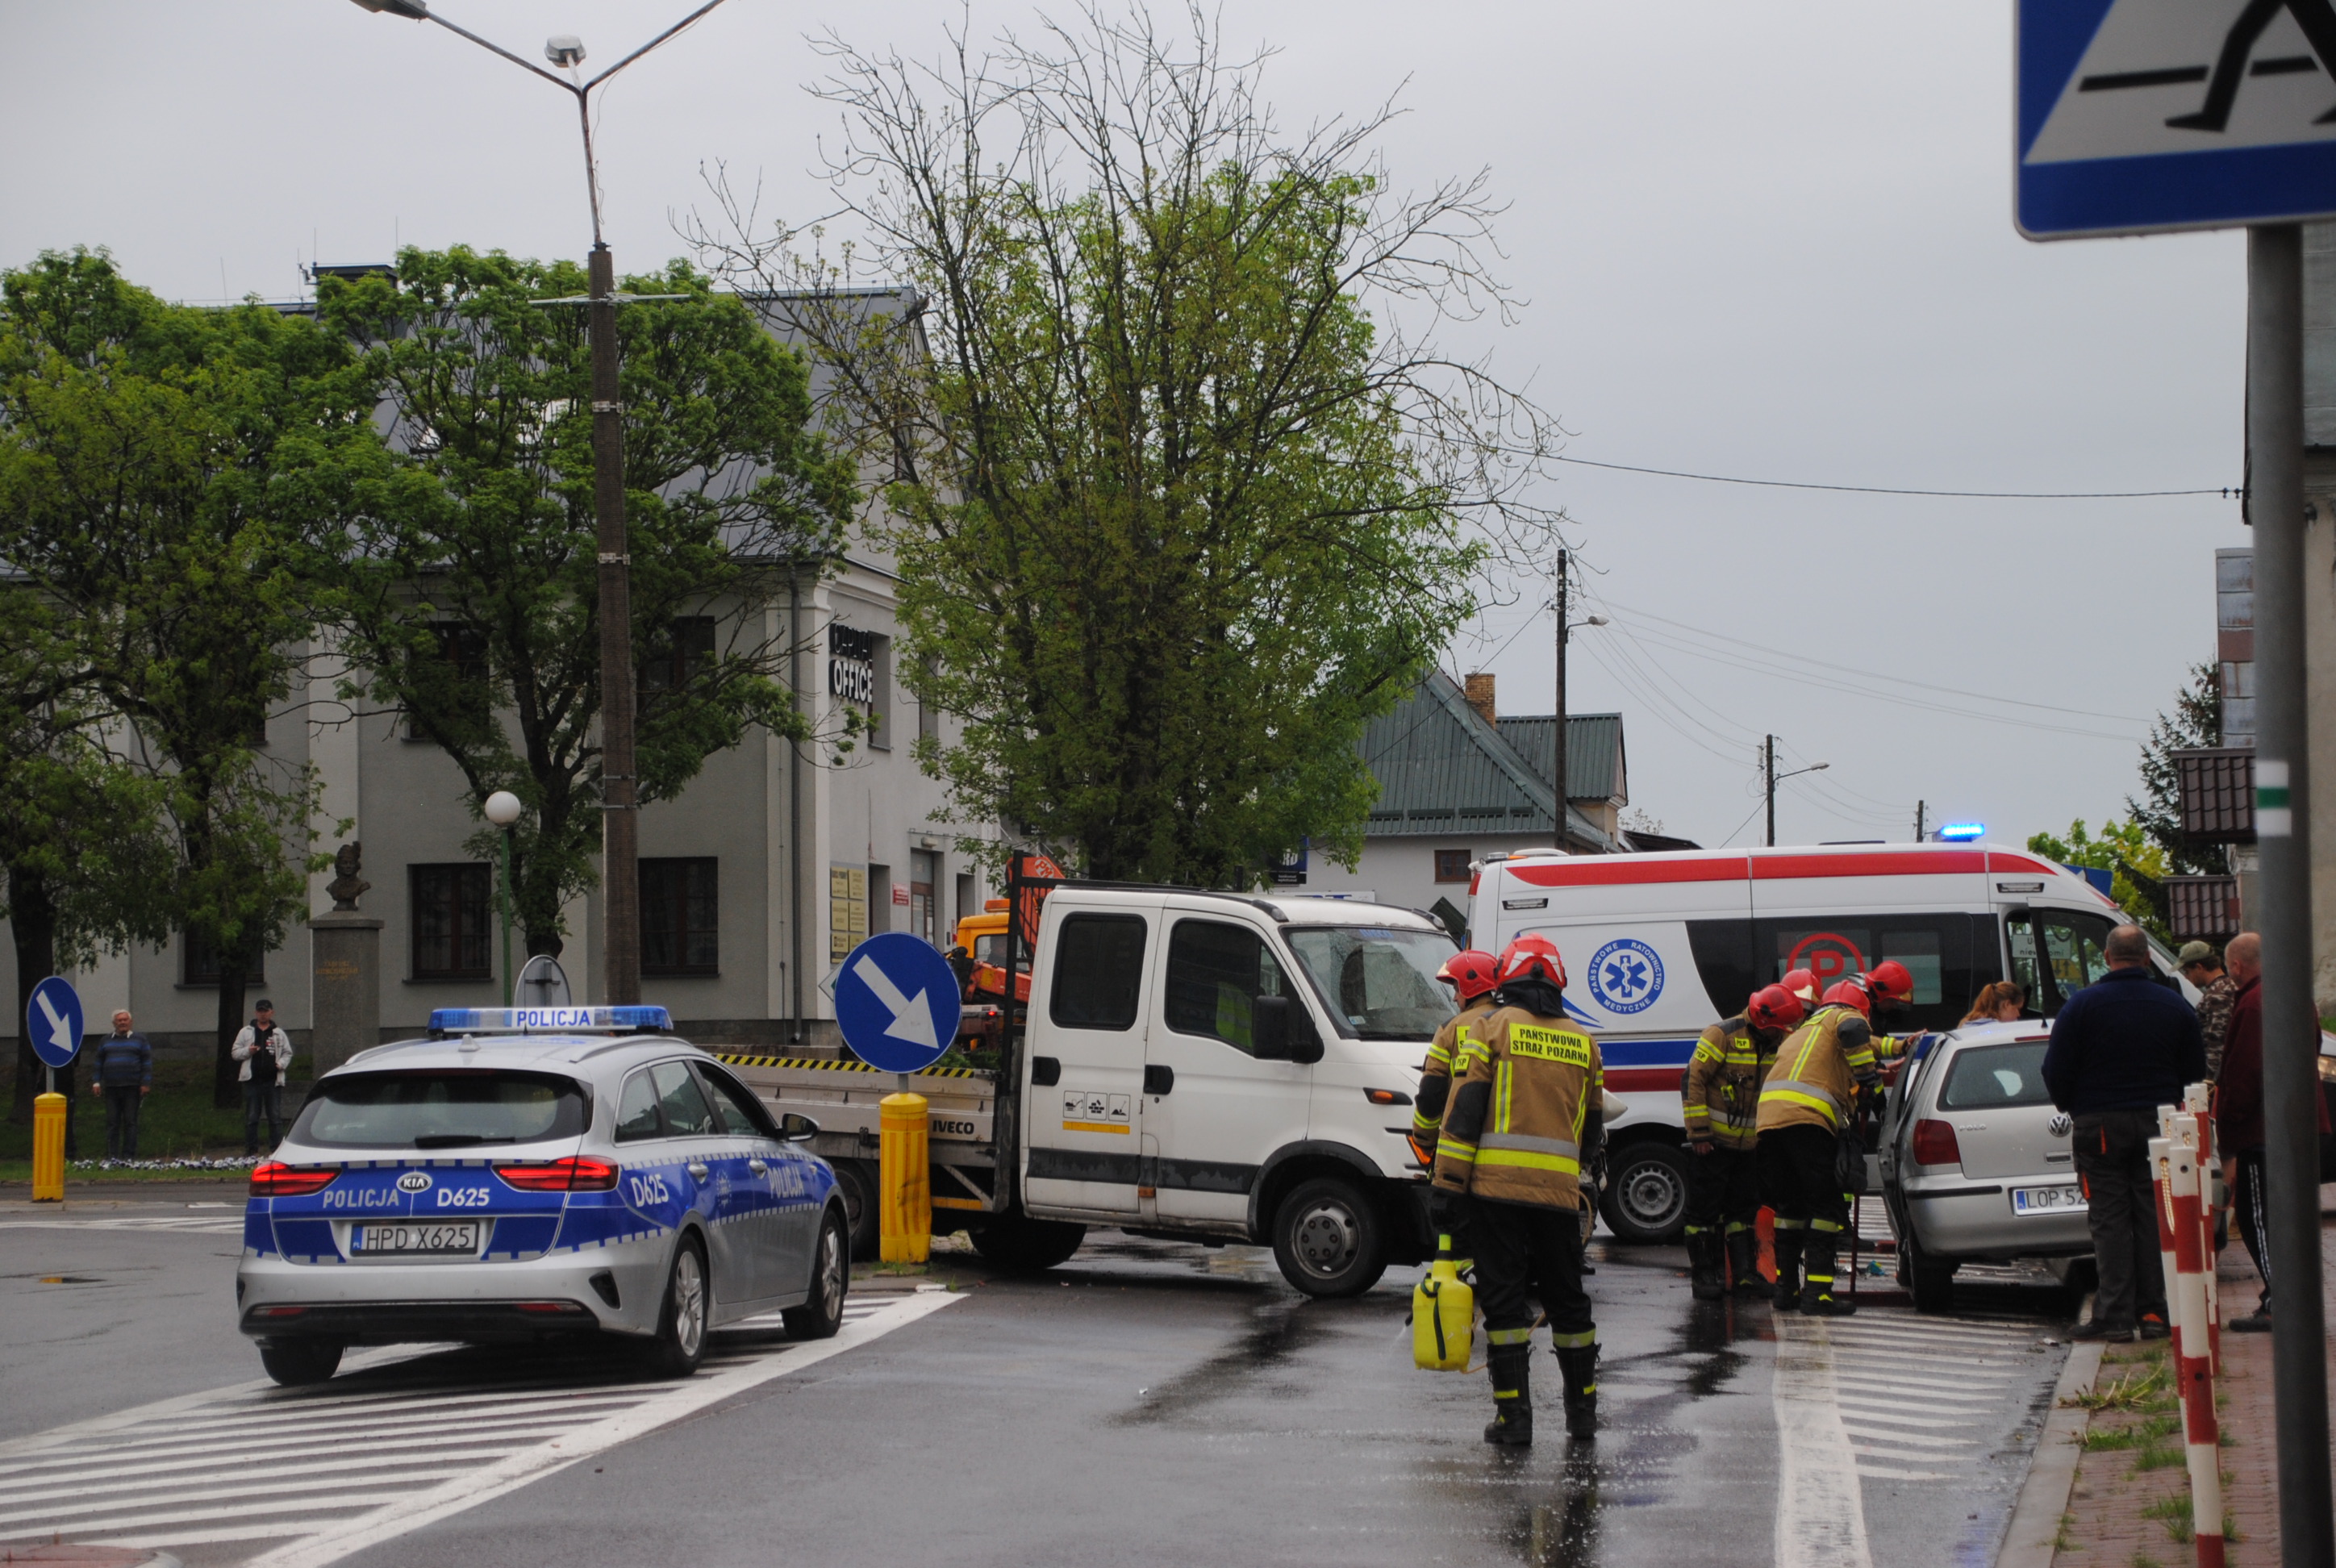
[970,1215,1087,1271]
[259,1339,342,1387]
[782,1208,849,1340]
[832,1161,881,1261]
[644,1236,710,1377]
[1597,1142,1692,1243]
[1271,1176,1387,1298]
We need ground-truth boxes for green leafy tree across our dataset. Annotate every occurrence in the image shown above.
[2027,818,2173,943]
[2128,661,2226,877]
[315,248,854,957]
[0,249,359,1104]
[0,595,173,1125]
[690,6,1558,885]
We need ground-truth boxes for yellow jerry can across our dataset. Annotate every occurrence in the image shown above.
[1412,1234,1475,1371]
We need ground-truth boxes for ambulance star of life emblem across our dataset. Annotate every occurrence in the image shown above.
[1587,937,1664,1015]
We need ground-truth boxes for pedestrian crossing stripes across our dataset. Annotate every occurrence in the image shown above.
[0,1287,957,1566]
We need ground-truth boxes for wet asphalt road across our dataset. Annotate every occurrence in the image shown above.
[2,1188,2076,1568]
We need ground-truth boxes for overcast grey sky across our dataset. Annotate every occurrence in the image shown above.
[0,2,2254,851]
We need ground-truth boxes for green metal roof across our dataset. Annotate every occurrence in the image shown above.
[1357,673,1613,850]
[1496,713,1627,803]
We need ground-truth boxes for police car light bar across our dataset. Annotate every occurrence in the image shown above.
[1938,823,1986,842]
[429,1006,673,1036]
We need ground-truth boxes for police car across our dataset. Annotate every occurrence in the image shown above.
[236,1007,849,1387]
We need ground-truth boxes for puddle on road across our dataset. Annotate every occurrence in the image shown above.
[1113,1295,1321,1425]
[1509,1447,1602,1567]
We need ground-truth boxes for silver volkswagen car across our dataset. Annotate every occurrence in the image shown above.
[1878,1020,2091,1313]
[236,1007,850,1386]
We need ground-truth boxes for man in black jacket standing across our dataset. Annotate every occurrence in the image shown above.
[2041,926,2206,1341]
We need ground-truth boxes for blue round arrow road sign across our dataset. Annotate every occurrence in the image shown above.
[834,932,961,1074]
[27,975,86,1070]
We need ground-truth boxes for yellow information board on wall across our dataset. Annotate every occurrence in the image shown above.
[829,865,869,960]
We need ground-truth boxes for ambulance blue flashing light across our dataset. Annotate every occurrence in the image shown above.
[1938,823,1986,843]
[429,1005,673,1036]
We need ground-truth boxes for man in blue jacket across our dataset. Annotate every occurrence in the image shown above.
[2041,926,2206,1341]
[86,1009,153,1161]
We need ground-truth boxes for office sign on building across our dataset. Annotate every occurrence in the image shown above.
[829,626,878,705]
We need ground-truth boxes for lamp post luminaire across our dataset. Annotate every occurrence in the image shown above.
[483,790,524,1007]
[1761,735,1829,849]
[346,0,733,1006]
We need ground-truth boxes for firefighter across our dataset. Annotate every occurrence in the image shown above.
[1780,967,1824,1015]
[1756,978,1883,1316]
[1416,950,1501,1162]
[1860,961,1920,1062]
[1682,983,1806,1301]
[1433,934,1604,1446]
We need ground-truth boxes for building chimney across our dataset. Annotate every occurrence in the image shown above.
[1463,673,1496,727]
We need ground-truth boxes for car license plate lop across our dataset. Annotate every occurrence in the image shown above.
[2011,1185,2084,1216]
[353,1221,481,1255]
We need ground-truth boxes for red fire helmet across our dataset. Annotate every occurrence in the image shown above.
[1781,967,1823,1006]
[1436,949,1500,1003]
[1746,985,1806,1034]
[1822,979,1873,1019]
[1863,960,1916,1003]
[1495,934,1568,990]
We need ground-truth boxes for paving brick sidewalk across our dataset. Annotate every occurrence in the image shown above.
[2051,1216,2336,1566]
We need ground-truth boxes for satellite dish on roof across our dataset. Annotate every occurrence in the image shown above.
[517,954,572,1009]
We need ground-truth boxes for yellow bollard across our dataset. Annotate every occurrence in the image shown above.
[879,1092,931,1263]
[31,1091,66,1202]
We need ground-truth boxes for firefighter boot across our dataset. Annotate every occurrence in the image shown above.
[1687,1230,1725,1301]
[1727,1228,1775,1299]
[1771,1228,1805,1312]
[1483,1345,1533,1447]
[1555,1344,1599,1441]
[1800,1230,1857,1316]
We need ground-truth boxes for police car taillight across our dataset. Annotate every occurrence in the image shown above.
[494,1155,621,1192]
[250,1161,338,1197]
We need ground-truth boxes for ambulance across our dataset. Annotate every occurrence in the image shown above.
[1466,841,2192,1243]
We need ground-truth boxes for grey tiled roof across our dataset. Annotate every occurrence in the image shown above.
[1358,673,1613,850]
[1496,712,1627,803]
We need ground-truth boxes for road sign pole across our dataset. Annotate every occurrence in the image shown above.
[2245,220,2335,1568]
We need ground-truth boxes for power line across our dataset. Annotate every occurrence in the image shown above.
[1552,454,2238,501]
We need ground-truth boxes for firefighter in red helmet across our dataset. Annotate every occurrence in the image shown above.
[1681,984,1805,1300]
[1433,934,1604,1445]
[1757,978,1885,1315]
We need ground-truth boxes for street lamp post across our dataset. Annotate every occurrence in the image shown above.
[484,790,524,1007]
[1761,735,1829,848]
[346,0,732,1006]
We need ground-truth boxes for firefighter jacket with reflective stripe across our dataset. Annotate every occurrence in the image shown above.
[1413,1000,1497,1153]
[1755,1005,1879,1135]
[1682,1015,1775,1152]
[1432,1005,1604,1212]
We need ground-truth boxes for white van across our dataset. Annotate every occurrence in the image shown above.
[1468,841,2191,1243]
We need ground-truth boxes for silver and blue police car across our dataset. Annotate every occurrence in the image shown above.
[236,1007,849,1386]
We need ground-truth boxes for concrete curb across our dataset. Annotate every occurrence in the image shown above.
[1996,1339,2105,1568]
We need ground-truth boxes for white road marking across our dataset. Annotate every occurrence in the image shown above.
[0,1289,954,1566]
[1803,1303,2063,1491]
[0,1215,244,1232]
[1772,1317,1875,1568]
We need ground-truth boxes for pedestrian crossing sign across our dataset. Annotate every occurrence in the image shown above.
[2019,0,2336,237]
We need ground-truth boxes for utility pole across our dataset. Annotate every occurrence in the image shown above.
[2244,221,2334,1566]
[1764,736,1777,848]
[1554,547,1569,848]
[1915,800,1927,843]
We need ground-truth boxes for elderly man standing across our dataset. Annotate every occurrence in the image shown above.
[2042,924,2206,1341]
[86,1010,152,1161]
[2177,940,2239,1078]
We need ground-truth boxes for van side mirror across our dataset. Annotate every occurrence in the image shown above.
[779,1112,820,1142]
[1251,995,1292,1060]
[1289,1003,1324,1065]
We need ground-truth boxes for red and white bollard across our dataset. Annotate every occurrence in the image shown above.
[2166,1126,2225,1568]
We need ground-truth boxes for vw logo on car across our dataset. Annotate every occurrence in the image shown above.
[395,1170,433,1193]
[1587,937,1665,1015]
[2047,1113,2073,1138]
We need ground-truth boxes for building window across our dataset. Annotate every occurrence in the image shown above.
[640,857,720,975]
[411,863,492,979]
[407,624,490,740]
[183,930,265,987]
[640,616,716,699]
[1434,849,1473,883]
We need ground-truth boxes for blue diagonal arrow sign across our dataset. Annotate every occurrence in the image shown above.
[27,974,85,1070]
[834,932,961,1073]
